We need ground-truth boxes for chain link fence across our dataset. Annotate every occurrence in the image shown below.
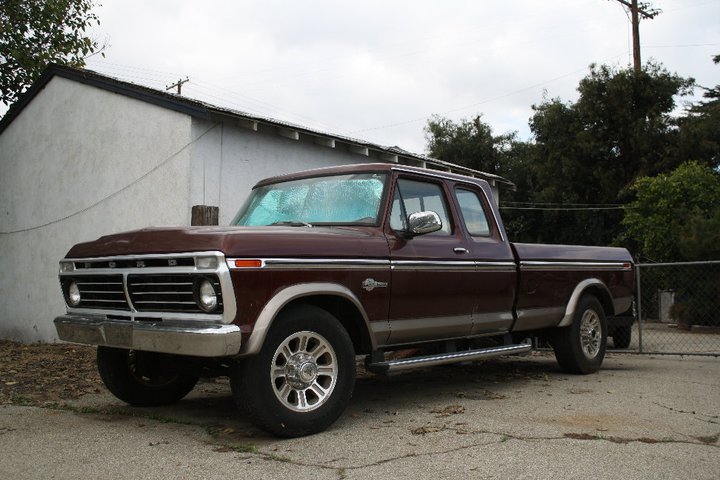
[626,261,720,356]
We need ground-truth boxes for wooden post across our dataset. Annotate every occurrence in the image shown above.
[612,1,660,74]
[631,0,642,74]
[191,205,219,226]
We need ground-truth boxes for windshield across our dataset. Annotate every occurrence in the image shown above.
[232,172,388,226]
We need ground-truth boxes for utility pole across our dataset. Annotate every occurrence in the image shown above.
[166,77,189,95]
[612,1,660,73]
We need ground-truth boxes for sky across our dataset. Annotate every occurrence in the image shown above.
[57,1,720,154]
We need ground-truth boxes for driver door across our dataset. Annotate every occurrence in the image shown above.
[385,175,476,344]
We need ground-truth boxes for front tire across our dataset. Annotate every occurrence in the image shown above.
[552,295,607,374]
[97,347,199,406]
[231,305,356,438]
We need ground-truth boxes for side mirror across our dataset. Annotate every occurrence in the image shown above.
[408,211,442,235]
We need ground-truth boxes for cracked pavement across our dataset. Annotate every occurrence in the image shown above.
[1,352,718,479]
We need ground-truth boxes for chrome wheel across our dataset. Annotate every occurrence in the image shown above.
[580,309,602,359]
[271,331,338,412]
[231,305,356,437]
[552,295,607,374]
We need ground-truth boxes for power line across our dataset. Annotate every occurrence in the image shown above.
[352,53,627,134]
[166,77,189,95]
[500,205,632,211]
[502,201,626,207]
[83,61,358,139]
[0,123,220,235]
[500,200,634,211]
[644,42,720,49]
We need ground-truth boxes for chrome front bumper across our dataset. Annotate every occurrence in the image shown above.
[54,314,242,357]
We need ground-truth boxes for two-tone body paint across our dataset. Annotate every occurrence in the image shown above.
[382,169,517,345]
[59,163,636,358]
[511,243,634,331]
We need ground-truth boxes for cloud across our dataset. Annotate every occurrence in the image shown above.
[66,0,720,154]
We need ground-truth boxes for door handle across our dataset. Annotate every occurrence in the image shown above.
[454,247,469,254]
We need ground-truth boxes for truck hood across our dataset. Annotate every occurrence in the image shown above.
[65,226,390,259]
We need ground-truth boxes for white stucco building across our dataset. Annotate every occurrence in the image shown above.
[0,64,512,343]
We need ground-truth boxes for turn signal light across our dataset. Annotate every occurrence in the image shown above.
[234,259,263,268]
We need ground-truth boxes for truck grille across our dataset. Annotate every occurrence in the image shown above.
[128,274,222,313]
[69,275,128,310]
[61,274,223,314]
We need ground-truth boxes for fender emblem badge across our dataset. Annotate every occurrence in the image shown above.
[362,278,388,292]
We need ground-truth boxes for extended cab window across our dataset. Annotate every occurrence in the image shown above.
[455,188,491,237]
[390,178,452,235]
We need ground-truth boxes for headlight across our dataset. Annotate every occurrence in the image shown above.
[196,279,218,312]
[67,281,81,307]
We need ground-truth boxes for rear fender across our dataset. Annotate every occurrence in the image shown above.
[557,279,614,327]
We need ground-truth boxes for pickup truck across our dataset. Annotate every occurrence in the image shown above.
[55,163,634,437]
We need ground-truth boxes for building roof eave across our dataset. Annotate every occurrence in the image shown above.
[0,63,515,189]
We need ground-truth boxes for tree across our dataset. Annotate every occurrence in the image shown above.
[424,115,541,241]
[574,62,693,181]
[622,161,720,262]
[623,162,720,328]
[528,62,693,246]
[0,0,102,107]
[424,62,699,248]
[424,114,517,175]
[526,97,613,245]
[672,54,720,170]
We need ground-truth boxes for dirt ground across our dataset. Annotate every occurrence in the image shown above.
[0,340,102,405]
[1,344,718,479]
[0,340,409,406]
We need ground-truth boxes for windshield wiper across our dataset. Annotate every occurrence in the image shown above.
[269,221,313,227]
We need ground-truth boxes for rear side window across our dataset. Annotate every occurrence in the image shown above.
[455,188,491,237]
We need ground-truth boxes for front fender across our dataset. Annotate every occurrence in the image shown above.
[238,282,373,356]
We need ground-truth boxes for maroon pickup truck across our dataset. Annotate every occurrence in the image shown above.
[55,163,634,437]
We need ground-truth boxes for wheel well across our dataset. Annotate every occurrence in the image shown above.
[281,295,373,355]
[583,285,614,317]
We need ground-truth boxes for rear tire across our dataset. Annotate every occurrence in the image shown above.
[97,347,198,406]
[612,325,632,349]
[552,295,607,374]
[231,305,355,438]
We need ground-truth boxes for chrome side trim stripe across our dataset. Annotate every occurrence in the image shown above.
[520,261,632,272]
[392,261,515,272]
[475,261,517,272]
[391,260,476,271]
[267,258,390,265]
[228,257,516,272]
[227,258,390,270]
[228,257,630,272]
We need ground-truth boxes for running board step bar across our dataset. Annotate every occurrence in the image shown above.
[366,343,533,375]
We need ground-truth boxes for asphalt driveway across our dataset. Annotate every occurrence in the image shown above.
[1,352,718,479]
